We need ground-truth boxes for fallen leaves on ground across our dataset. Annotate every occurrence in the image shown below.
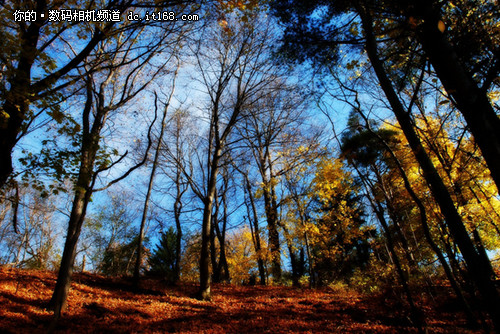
[0,268,482,333]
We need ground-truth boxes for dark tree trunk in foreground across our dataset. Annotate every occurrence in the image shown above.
[370,126,478,326]
[262,185,282,282]
[358,6,500,331]
[198,144,222,300]
[211,180,230,283]
[173,197,183,284]
[259,149,282,282]
[48,80,100,319]
[48,45,157,317]
[49,179,93,317]
[410,0,500,195]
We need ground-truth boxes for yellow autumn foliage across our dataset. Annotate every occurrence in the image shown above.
[225,225,268,284]
[381,114,500,250]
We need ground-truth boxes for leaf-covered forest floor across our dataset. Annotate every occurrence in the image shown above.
[0,267,486,333]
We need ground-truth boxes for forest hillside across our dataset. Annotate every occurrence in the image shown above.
[1,0,500,332]
[0,267,487,333]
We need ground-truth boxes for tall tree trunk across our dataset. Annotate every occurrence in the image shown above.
[253,145,282,281]
[210,200,220,283]
[48,78,101,320]
[199,197,214,300]
[173,209,182,284]
[262,185,281,282]
[289,247,299,287]
[173,113,186,285]
[133,102,168,288]
[48,186,90,314]
[244,176,267,285]
[198,147,221,300]
[282,224,300,287]
[260,149,281,282]
[173,196,183,284]
[1,98,24,188]
[358,6,500,330]
[134,73,179,288]
[304,232,315,288]
[217,186,230,282]
[412,0,500,195]
[290,190,315,288]
[132,137,160,287]
[134,81,175,288]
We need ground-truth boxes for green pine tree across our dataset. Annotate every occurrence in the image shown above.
[148,227,179,285]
